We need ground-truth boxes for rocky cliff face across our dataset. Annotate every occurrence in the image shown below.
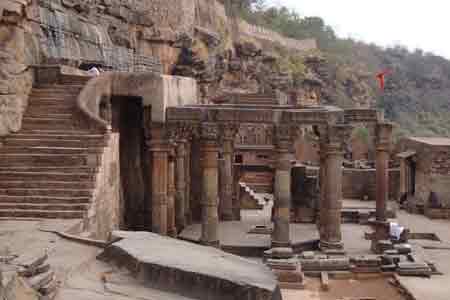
[0,0,322,136]
[0,0,33,136]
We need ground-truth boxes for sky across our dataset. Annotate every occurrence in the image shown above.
[269,0,450,58]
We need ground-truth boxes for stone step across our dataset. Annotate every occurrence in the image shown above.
[0,181,95,189]
[0,154,93,167]
[0,171,96,181]
[30,89,80,95]
[27,106,75,115]
[59,75,90,84]
[8,133,106,140]
[21,118,78,130]
[0,146,103,155]
[0,203,89,211]
[0,209,84,219]
[36,84,84,89]
[0,166,98,173]
[3,138,106,148]
[0,195,90,204]
[23,113,73,120]
[18,129,97,135]
[0,188,93,197]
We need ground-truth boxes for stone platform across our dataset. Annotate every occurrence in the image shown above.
[99,231,281,300]
[179,222,319,257]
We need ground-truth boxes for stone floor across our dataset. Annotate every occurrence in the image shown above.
[2,206,450,300]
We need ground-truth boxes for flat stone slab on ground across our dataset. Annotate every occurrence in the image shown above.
[101,231,281,300]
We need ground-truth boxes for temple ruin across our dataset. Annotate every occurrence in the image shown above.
[1,0,450,299]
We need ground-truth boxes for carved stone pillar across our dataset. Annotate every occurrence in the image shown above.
[185,139,192,224]
[232,163,242,220]
[318,127,327,236]
[271,125,295,248]
[175,138,187,230]
[319,124,352,250]
[167,146,177,237]
[200,123,220,247]
[220,124,237,221]
[149,125,169,235]
[371,122,394,252]
[375,122,394,222]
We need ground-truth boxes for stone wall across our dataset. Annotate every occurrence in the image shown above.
[399,138,450,209]
[0,0,33,136]
[342,168,400,200]
[87,132,121,240]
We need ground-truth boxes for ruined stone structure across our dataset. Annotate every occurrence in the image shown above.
[398,137,450,219]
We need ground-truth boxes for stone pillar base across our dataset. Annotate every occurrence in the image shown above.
[370,220,390,253]
[319,240,344,251]
[271,240,292,249]
[266,258,304,289]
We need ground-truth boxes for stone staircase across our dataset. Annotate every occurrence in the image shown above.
[0,77,108,220]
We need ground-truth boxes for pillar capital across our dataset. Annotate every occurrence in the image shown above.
[200,122,220,141]
[375,122,394,151]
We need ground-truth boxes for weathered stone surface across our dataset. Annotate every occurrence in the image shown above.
[101,231,281,300]
[4,275,40,300]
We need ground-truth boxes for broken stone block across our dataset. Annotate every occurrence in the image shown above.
[266,258,299,271]
[4,275,40,300]
[269,247,294,259]
[300,257,350,271]
[13,251,48,270]
[324,249,347,256]
[394,243,412,255]
[27,270,54,290]
[302,251,315,259]
[18,263,51,278]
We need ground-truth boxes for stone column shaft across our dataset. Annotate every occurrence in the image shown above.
[175,141,186,230]
[149,127,169,235]
[376,149,390,221]
[271,126,294,248]
[220,135,235,221]
[375,122,394,222]
[318,124,351,250]
[232,163,241,220]
[185,140,192,224]
[320,144,344,249]
[200,124,220,247]
[167,147,177,237]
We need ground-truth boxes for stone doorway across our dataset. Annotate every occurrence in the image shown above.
[111,96,151,231]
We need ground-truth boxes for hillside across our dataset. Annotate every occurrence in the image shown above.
[240,2,450,138]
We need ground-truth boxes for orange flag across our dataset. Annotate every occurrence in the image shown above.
[376,69,391,90]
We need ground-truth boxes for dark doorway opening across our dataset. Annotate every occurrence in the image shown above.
[111,96,151,230]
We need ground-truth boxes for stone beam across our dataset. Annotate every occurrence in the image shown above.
[166,106,344,125]
[344,109,380,124]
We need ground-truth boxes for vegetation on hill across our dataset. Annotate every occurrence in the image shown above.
[238,1,450,138]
